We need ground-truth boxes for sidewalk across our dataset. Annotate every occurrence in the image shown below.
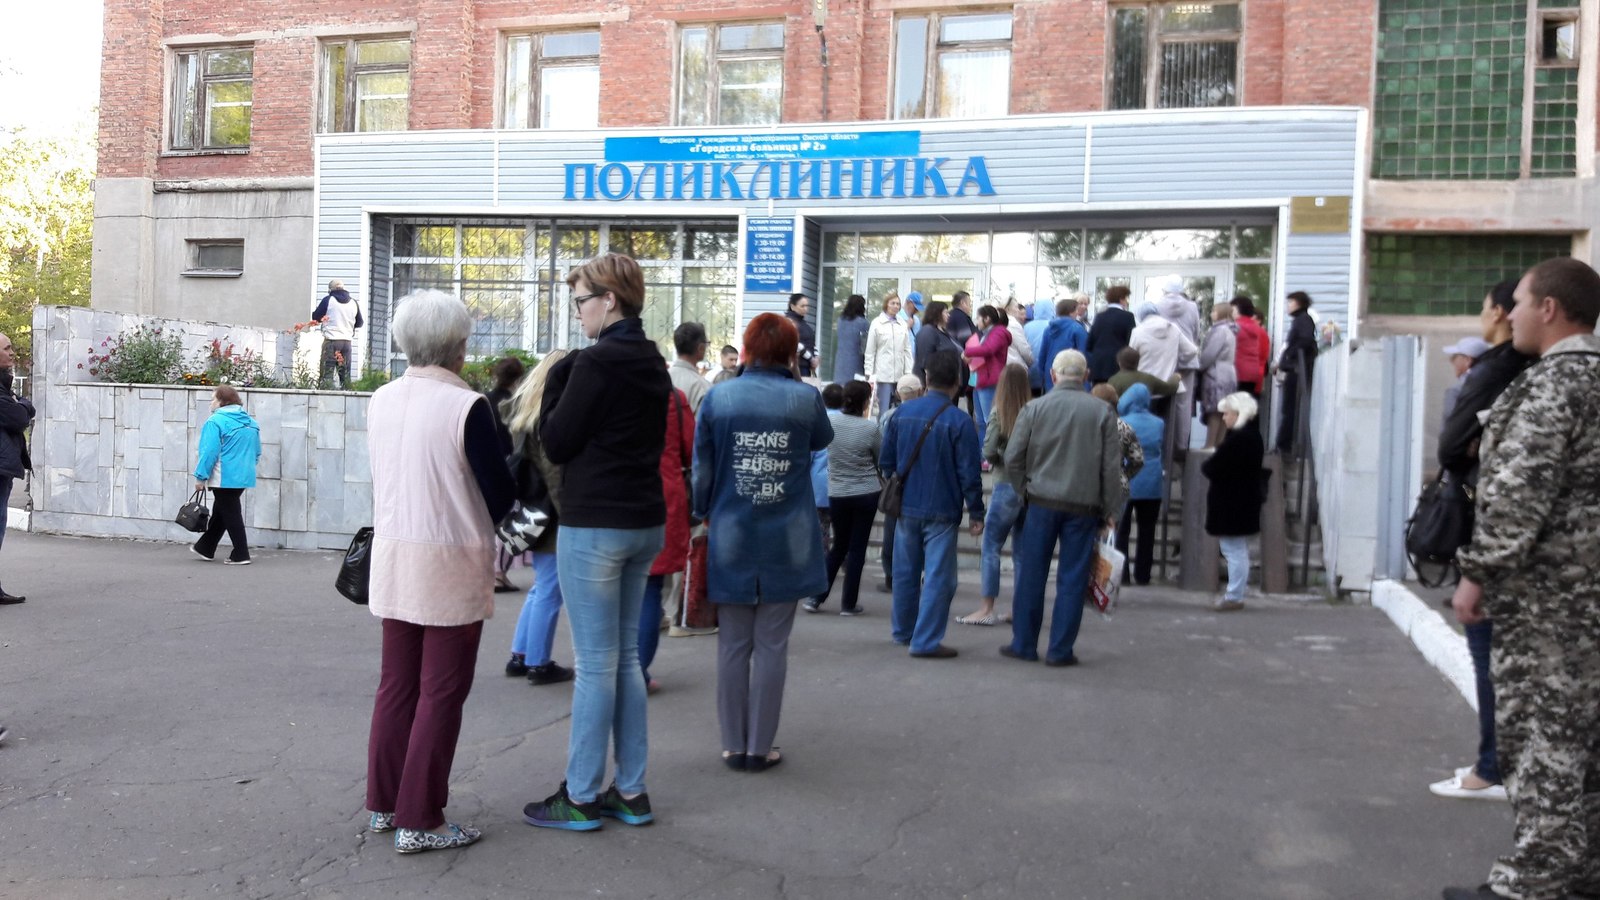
[0,532,1507,899]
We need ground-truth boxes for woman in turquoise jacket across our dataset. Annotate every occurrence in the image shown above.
[191,385,262,564]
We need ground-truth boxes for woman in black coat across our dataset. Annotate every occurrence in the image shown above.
[1201,392,1265,612]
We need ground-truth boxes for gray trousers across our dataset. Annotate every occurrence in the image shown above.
[716,601,798,756]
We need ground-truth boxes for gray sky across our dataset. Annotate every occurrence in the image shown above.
[0,0,103,136]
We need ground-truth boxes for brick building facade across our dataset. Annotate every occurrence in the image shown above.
[92,0,1596,356]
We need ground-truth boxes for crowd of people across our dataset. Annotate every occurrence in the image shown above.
[349,254,1317,854]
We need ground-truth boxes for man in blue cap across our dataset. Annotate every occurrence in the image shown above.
[900,291,924,340]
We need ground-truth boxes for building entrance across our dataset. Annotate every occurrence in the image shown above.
[1082,262,1232,321]
[856,266,986,312]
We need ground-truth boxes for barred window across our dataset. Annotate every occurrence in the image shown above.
[1110,3,1240,110]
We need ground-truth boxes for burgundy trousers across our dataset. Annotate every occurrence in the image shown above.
[366,618,483,830]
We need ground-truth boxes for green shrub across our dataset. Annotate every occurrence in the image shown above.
[348,368,392,392]
[461,349,540,393]
[81,324,184,384]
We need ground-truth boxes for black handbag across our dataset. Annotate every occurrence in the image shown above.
[175,489,210,533]
[499,436,556,554]
[336,526,374,605]
[1404,471,1475,587]
[879,397,952,518]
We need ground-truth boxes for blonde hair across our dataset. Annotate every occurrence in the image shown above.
[1219,391,1258,429]
[505,350,569,435]
[992,363,1032,439]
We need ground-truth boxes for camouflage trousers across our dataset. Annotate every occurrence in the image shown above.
[1486,607,1600,900]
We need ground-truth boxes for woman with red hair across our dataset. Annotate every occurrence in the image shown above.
[692,313,833,772]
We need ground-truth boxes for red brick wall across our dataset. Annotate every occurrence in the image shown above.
[105,0,1353,184]
[1281,0,1375,107]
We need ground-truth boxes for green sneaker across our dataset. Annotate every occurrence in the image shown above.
[523,782,602,832]
[598,783,654,826]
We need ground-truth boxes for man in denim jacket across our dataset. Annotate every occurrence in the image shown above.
[880,350,984,659]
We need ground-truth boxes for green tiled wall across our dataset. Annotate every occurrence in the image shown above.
[1374,0,1525,179]
[1367,234,1571,315]
[1531,66,1579,176]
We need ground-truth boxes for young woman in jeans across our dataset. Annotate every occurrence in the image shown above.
[524,254,669,831]
[500,350,576,687]
[958,363,1031,626]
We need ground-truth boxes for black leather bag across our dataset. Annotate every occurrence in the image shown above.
[1405,471,1474,584]
[336,526,374,605]
[175,489,210,533]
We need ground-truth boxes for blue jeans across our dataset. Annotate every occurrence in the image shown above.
[1010,507,1098,663]
[638,574,666,681]
[973,385,996,454]
[556,524,664,804]
[1466,619,1500,783]
[981,481,1024,599]
[511,552,563,666]
[891,516,959,654]
[1218,536,1250,601]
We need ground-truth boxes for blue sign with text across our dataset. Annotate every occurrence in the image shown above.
[606,130,921,162]
[744,218,794,294]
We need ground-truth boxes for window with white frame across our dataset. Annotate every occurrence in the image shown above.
[892,12,1012,120]
[1110,2,1240,110]
[503,30,601,129]
[320,37,411,133]
[677,22,785,126]
[169,46,253,150]
[184,239,245,276]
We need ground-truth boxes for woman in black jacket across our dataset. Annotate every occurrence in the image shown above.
[1202,392,1265,612]
[1275,291,1319,454]
[912,301,962,388]
[523,253,670,832]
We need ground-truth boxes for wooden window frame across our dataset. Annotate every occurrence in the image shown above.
[500,30,602,129]
[892,10,1014,120]
[319,36,412,134]
[675,21,787,127]
[168,46,253,152]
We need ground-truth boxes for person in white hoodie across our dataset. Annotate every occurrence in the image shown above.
[1128,301,1198,422]
[1154,277,1203,451]
[313,279,365,389]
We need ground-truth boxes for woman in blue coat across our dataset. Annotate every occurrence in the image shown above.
[692,313,833,773]
[1115,383,1164,585]
[191,385,262,564]
[831,293,869,384]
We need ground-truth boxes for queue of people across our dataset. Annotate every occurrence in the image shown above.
[350,261,1347,856]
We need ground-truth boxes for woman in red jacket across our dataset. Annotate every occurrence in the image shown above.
[1229,296,1271,395]
[963,305,1013,466]
[638,387,695,694]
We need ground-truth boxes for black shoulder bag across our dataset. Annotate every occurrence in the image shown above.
[1404,469,1475,587]
[879,398,952,517]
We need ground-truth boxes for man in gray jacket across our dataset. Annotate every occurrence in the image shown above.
[1003,349,1122,666]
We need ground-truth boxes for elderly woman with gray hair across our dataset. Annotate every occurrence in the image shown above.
[363,289,516,854]
[1200,392,1264,612]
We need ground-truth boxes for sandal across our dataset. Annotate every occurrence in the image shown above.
[955,613,996,626]
[746,748,783,773]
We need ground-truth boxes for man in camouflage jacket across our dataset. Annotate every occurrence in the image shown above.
[1447,257,1600,900]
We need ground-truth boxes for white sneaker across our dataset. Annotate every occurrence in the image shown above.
[667,625,717,637]
[1429,769,1507,801]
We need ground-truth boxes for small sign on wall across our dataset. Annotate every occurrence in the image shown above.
[744,218,795,294]
[1290,196,1351,234]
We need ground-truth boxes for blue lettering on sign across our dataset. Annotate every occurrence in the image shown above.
[560,157,997,202]
[745,217,794,294]
[605,130,922,162]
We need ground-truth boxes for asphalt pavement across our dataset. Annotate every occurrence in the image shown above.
[0,532,1509,899]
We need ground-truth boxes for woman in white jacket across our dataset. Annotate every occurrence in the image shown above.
[863,293,913,415]
[1003,298,1035,370]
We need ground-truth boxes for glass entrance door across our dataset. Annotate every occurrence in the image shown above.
[1082,263,1231,322]
[857,266,986,312]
